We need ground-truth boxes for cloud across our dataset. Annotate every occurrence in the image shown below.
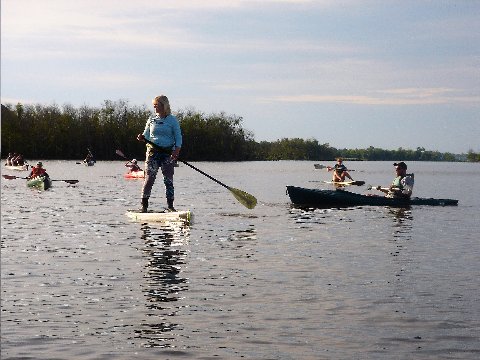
[0,97,35,105]
[262,88,480,105]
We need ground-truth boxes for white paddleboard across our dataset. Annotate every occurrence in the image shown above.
[126,209,192,224]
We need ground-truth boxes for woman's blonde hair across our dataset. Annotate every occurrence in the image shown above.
[152,95,171,115]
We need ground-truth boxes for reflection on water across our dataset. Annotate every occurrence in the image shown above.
[386,208,413,283]
[2,161,478,359]
[388,207,413,256]
[288,204,355,225]
[288,205,325,224]
[218,223,257,257]
[135,223,190,348]
[388,207,413,225]
[227,227,256,241]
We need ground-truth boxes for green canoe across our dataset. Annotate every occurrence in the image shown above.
[286,186,458,208]
[27,176,52,191]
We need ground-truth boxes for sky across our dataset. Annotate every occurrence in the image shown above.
[1,0,479,154]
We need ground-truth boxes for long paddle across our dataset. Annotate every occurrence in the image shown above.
[115,149,132,164]
[2,174,79,184]
[367,185,405,198]
[315,164,356,171]
[367,185,401,192]
[323,180,365,186]
[142,138,257,209]
[368,185,387,191]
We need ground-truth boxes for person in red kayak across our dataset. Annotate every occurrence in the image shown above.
[28,162,49,179]
[125,159,142,173]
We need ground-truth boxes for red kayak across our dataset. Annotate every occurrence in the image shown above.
[124,170,145,179]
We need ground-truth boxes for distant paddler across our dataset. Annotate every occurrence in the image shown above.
[327,157,354,182]
[83,149,96,166]
[27,161,50,180]
[6,152,26,167]
[125,158,142,173]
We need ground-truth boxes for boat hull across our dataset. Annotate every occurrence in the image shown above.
[126,209,192,223]
[124,170,145,179]
[27,176,52,191]
[5,164,29,171]
[286,186,458,208]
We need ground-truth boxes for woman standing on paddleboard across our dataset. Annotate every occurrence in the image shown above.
[137,95,182,212]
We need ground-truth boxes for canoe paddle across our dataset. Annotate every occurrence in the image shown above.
[142,138,257,209]
[2,174,79,184]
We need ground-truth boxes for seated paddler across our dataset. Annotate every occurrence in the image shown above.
[376,162,414,198]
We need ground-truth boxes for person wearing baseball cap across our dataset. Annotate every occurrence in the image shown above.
[375,162,414,198]
[393,161,407,170]
[27,161,49,180]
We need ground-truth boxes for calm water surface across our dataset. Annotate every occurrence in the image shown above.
[1,161,479,359]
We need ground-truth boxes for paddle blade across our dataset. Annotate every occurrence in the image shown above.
[229,188,257,209]
[116,149,127,159]
[2,174,20,180]
[351,180,365,186]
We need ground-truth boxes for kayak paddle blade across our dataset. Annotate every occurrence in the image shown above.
[62,180,79,184]
[351,181,365,186]
[230,188,257,209]
[116,149,127,159]
[2,174,22,180]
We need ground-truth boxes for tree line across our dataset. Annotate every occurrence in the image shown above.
[1,101,478,162]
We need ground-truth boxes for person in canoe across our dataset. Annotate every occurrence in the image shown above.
[27,161,49,179]
[16,154,25,166]
[327,157,354,182]
[137,94,182,213]
[5,153,14,166]
[125,159,142,173]
[375,162,414,199]
[9,153,26,166]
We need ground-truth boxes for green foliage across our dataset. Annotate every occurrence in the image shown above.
[467,149,480,162]
[1,101,475,162]
[254,138,335,161]
[177,108,255,161]
[2,101,149,160]
[336,146,460,162]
